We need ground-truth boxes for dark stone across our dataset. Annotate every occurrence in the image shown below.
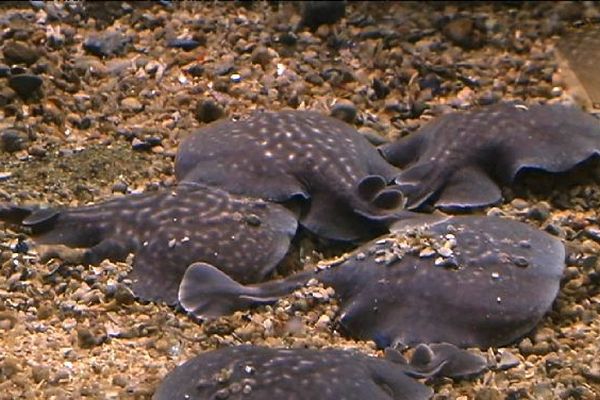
[330,101,357,124]
[278,32,298,46]
[478,91,500,106]
[443,17,485,49]
[214,63,233,76]
[194,100,224,123]
[372,78,390,99]
[13,240,28,253]
[83,31,131,58]
[112,181,128,194]
[167,38,201,51]
[0,64,10,77]
[298,1,346,31]
[131,138,152,151]
[0,129,29,153]
[0,87,17,107]
[418,73,442,95]
[77,116,92,130]
[8,74,43,98]
[186,64,204,77]
[2,41,40,66]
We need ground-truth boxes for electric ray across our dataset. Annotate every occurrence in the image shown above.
[152,345,437,400]
[557,27,600,111]
[0,183,297,304]
[175,110,405,241]
[179,214,565,348]
[379,103,600,210]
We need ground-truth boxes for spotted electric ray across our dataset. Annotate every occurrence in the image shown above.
[153,345,437,400]
[557,27,600,110]
[379,103,600,210]
[175,110,405,241]
[179,215,565,348]
[0,183,297,304]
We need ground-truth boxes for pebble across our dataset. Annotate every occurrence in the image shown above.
[120,97,143,113]
[250,46,272,67]
[167,38,201,51]
[8,74,43,98]
[475,388,502,400]
[0,63,10,77]
[0,129,29,153]
[194,99,225,123]
[330,100,357,124]
[443,17,485,49]
[114,284,136,305]
[112,181,128,194]
[2,41,40,66]
[83,31,131,58]
[31,365,51,384]
[497,349,520,370]
[0,86,16,106]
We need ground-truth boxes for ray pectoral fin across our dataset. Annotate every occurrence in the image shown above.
[178,263,279,318]
[371,187,405,210]
[368,363,433,400]
[435,166,502,210]
[408,343,488,379]
[178,263,311,319]
[378,130,428,168]
[301,192,383,241]
[0,203,57,228]
[357,175,387,202]
[83,237,138,265]
[394,161,442,209]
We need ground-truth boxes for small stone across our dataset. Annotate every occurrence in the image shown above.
[31,365,51,384]
[121,97,143,112]
[77,328,104,349]
[0,311,17,330]
[0,86,16,106]
[478,91,500,105]
[1,129,29,153]
[518,337,534,355]
[278,32,298,46]
[0,63,9,77]
[527,202,550,221]
[3,41,40,66]
[53,368,71,383]
[167,38,201,51]
[194,99,225,123]
[83,31,131,58]
[112,374,128,387]
[28,145,47,157]
[132,138,151,151]
[114,284,135,305]
[0,358,20,379]
[305,72,324,85]
[112,181,128,194]
[475,388,502,400]
[510,198,529,210]
[186,64,204,77]
[8,74,43,98]
[497,349,520,370]
[251,46,272,67]
[443,17,485,49]
[330,100,357,124]
[315,314,331,330]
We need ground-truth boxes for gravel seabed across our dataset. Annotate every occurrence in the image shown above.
[0,2,599,399]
